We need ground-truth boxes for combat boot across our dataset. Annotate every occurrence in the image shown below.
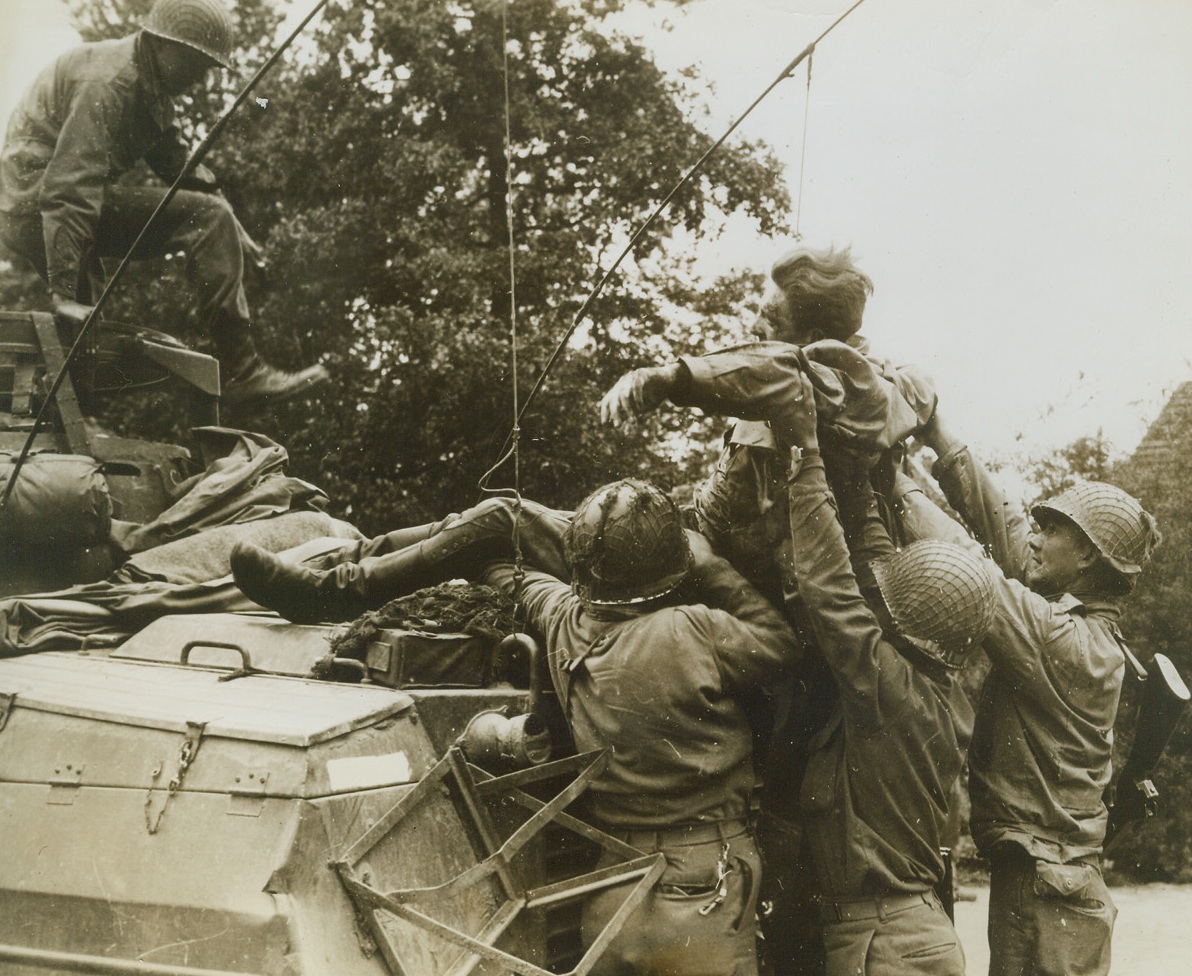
[230,542,368,623]
[213,318,330,409]
[222,357,330,409]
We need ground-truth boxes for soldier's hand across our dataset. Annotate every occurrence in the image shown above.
[683,528,720,582]
[916,411,960,457]
[599,364,680,427]
[769,371,819,448]
[51,295,94,326]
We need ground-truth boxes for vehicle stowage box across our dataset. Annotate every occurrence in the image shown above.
[0,649,554,975]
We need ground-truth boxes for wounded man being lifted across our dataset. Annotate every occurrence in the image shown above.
[0,0,329,410]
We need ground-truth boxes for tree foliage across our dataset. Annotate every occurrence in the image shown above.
[1017,431,1115,502]
[0,0,794,534]
[1106,421,1192,881]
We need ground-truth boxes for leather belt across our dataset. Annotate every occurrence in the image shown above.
[820,890,934,923]
[606,819,748,851]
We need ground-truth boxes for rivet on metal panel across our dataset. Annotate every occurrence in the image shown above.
[49,764,83,785]
[47,763,84,806]
[230,770,270,797]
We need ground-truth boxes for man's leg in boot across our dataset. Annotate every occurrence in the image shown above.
[333,498,572,605]
[230,543,360,624]
[231,498,572,623]
[0,213,50,282]
[230,521,464,623]
[95,186,328,406]
[213,315,330,409]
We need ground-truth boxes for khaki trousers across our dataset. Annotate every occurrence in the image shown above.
[821,890,963,976]
[987,843,1116,976]
[582,822,763,976]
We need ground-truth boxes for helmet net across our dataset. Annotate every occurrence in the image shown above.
[565,479,691,605]
[1032,481,1160,576]
[873,540,996,661]
[144,0,235,67]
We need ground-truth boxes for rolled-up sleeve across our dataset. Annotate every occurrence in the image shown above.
[675,341,926,453]
[676,342,844,423]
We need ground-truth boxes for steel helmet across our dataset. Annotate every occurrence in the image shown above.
[143,0,235,68]
[1031,481,1160,578]
[565,479,692,606]
[872,540,996,669]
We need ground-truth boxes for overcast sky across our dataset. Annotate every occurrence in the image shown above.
[3,0,1190,463]
[614,0,1192,463]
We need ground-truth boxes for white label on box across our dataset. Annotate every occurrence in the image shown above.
[326,752,413,791]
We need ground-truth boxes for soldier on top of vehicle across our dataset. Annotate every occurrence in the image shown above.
[0,0,329,409]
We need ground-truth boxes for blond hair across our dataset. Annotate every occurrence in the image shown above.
[769,245,873,342]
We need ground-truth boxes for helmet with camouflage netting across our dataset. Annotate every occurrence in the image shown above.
[565,479,692,606]
[144,0,235,68]
[872,540,996,669]
[1031,481,1160,580]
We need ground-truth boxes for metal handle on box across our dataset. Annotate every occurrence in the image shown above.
[180,641,255,680]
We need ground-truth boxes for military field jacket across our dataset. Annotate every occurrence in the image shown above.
[682,340,935,591]
[0,34,190,295]
[933,445,1125,862]
[787,454,972,899]
[483,554,793,829]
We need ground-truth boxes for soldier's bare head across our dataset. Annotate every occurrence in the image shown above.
[753,245,873,345]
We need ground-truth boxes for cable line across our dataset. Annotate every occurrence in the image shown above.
[794,48,814,239]
[476,0,529,608]
[485,0,871,475]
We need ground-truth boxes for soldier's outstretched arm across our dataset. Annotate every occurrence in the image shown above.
[916,412,1031,580]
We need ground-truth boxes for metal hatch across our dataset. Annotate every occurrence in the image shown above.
[0,651,412,747]
[111,613,338,678]
[0,651,432,806]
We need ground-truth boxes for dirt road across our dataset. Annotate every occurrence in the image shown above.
[953,883,1188,974]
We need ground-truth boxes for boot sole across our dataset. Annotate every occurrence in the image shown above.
[223,365,331,408]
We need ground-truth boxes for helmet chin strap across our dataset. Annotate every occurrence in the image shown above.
[898,633,969,672]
